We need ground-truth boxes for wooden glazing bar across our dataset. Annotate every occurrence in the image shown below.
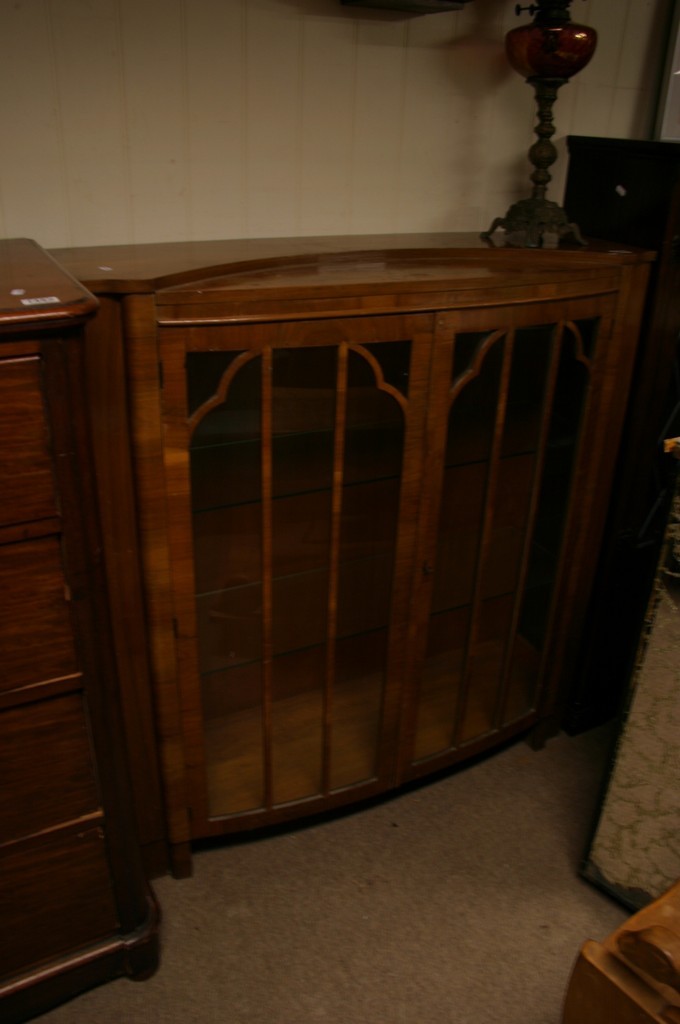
[322,343,348,795]
[533,317,600,729]
[261,347,274,810]
[493,322,565,729]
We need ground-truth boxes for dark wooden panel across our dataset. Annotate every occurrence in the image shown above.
[0,828,118,980]
[563,137,680,732]
[0,536,78,692]
[0,693,100,845]
[82,296,168,875]
[0,356,57,527]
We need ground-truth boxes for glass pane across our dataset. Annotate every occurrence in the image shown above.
[330,346,406,789]
[189,354,264,816]
[455,328,552,744]
[455,456,537,743]
[330,630,389,790]
[344,348,405,484]
[446,333,502,466]
[190,355,262,515]
[271,346,336,496]
[272,569,329,654]
[460,594,514,741]
[202,663,264,815]
[501,325,553,458]
[197,581,262,673]
[271,646,326,804]
[431,462,485,613]
[413,606,469,762]
[189,339,408,813]
[415,320,594,759]
[269,347,337,805]
[414,332,503,759]
[503,321,592,723]
[364,341,411,397]
[187,352,241,415]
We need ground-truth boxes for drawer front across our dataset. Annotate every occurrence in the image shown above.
[0,694,100,845]
[0,828,118,979]
[0,356,58,528]
[0,536,79,693]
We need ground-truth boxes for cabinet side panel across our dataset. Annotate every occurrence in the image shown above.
[537,263,651,729]
[123,294,191,872]
[84,298,167,876]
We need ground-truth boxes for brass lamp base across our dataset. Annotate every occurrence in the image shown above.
[481,39,594,250]
[481,195,585,249]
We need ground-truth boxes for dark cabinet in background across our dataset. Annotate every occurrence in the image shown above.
[563,136,680,732]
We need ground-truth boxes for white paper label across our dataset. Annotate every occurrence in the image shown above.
[20,296,61,306]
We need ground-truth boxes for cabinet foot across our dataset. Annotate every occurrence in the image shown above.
[170,841,193,879]
[124,895,161,980]
[527,716,560,751]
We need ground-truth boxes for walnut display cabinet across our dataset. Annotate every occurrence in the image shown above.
[53,235,652,875]
[0,240,158,1024]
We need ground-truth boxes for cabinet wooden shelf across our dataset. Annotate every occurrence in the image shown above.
[51,233,652,875]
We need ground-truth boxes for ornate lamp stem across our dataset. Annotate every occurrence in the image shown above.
[530,77,561,203]
[482,0,597,248]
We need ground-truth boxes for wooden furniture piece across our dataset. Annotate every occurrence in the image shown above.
[0,240,158,1024]
[52,234,652,876]
[563,878,680,1024]
[563,136,680,732]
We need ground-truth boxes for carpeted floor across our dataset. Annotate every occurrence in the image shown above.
[36,727,628,1024]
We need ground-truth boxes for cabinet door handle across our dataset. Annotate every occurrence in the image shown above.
[422,561,435,576]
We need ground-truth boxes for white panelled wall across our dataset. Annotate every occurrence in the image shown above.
[0,0,673,248]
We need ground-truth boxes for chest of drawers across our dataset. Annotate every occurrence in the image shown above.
[0,240,158,1023]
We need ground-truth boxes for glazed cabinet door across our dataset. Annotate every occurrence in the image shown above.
[400,295,620,779]
[159,313,433,835]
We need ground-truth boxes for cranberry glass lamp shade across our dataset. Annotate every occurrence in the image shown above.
[505,20,597,80]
